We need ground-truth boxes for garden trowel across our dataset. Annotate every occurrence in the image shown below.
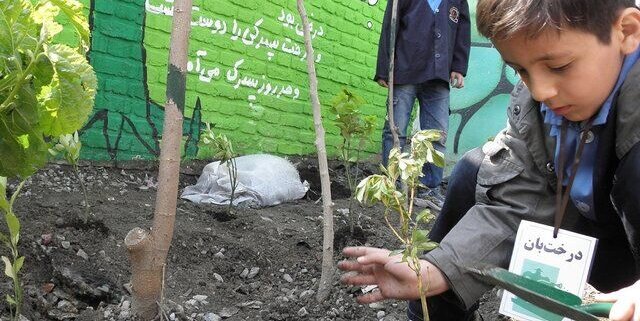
[464,265,612,321]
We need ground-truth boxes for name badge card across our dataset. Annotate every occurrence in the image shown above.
[499,220,598,321]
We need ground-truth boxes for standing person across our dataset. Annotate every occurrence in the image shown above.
[376,0,471,210]
[341,1,640,321]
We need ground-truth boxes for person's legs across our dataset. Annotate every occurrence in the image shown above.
[416,80,450,188]
[407,148,485,321]
[381,84,418,168]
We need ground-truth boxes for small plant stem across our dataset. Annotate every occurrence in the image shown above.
[7,180,26,321]
[9,180,26,208]
[408,186,415,217]
[414,258,430,321]
[11,256,22,321]
[0,50,43,114]
[383,210,404,243]
[344,149,355,234]
[226,158,237,214]
[73,164,91,223]
[392,194,405,226]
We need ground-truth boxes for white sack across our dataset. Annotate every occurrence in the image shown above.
[181,154,309,207]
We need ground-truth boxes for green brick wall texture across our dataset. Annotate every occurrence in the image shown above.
[73,0,516,162]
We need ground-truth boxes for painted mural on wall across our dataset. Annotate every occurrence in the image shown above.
[72,0,517,162]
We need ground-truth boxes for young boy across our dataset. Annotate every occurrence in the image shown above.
[339,1,640,321]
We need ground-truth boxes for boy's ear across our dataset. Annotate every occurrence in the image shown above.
[616,8,640,55]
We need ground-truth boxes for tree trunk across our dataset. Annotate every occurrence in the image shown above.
[124,1,192,319]
[387,0,401,148]
[296,0,335,302]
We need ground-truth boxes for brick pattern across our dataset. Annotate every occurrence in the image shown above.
[78,0,513,162]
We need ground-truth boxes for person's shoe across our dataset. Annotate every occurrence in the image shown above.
[414,187,445,211]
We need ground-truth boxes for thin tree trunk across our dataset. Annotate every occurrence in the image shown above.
[387,0,400,148]
[296,0,334,302]
[124,1,192,319]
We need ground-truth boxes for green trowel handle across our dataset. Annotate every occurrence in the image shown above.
[578,303,613,317]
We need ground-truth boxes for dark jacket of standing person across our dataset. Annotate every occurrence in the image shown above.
[374,0,471,85]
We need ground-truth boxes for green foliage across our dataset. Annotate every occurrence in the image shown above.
[355,129,444,321]
[329,88,376,163]
[0,1,93,319]
[201,125,235,164]
[0,177,26,320]
[200,123,239,213]
[0,0,96,179]
[49,131,92,222]
[48,131,81,164]
[329,88,377,233]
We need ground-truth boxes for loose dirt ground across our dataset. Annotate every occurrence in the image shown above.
[1,160,506,320]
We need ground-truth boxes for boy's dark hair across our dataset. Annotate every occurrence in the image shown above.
[477,0,637,43]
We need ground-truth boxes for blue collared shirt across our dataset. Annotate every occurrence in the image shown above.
[541,47,640,219]
[427,0,443,12]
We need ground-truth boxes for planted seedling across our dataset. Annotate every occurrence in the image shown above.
[49,131,92,223]
[0,177,26,321]
[329,88,376,234]
[200,123,239,214]
[355,130,445,321]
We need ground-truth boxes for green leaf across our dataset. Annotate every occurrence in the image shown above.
[0,0,36,57]
[417,241,439,252]
[430,149,446,168]
[389,249,403,257]
[412,229,429,245]
[2,256,14,279]
[0,177,7,211]
[0,87,48,178]
[415,209,435,224]
[39,44,96,137]
[14,256,23,273]
[5,211,20,246]
[32,1,63,40]
[49,0,90,52]
[6,294,16,305]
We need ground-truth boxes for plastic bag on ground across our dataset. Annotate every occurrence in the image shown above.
[181,154,309,207]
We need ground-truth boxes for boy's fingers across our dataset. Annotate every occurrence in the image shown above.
[342,246,388,258]
[340,272,378,286]
[356,250,398,266]
[337,260,371,273]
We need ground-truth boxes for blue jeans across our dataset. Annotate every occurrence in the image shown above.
[381,80,450,188]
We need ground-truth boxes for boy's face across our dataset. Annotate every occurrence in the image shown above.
[494,29,625,122]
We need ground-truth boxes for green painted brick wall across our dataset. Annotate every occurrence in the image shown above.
[73,0,516,163]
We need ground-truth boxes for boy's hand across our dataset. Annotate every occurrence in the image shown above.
[595,279,640,321]
[450,72,465,88]
[338,246,449,303]
[377,79,389,88]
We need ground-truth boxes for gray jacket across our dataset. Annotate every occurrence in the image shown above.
[425,61,640,309]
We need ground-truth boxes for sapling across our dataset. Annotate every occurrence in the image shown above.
[329,88,376,233]
[355,129,445,321]
[0,177,26,321]
[49,131,92,223]
[297,0,335,302]
[200,123,238,214]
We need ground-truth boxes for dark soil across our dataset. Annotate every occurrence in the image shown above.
[0,159,505,320]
